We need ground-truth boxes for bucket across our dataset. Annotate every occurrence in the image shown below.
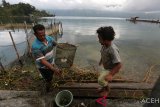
[55,90,73,107]
[55,43,77,68]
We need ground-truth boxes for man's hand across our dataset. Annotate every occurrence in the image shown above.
[105,74,113,81]
[40,58,62,76]
[52,67,61,76]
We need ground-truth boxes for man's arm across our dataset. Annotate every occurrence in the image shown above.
[40,58,61,75]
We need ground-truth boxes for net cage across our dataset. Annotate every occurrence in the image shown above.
[0,30,32,67]
[55,43,77,68]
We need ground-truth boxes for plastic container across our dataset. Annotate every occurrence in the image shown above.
[55,90,73,107]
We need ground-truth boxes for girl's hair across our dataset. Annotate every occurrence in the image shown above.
[97,26,115,41]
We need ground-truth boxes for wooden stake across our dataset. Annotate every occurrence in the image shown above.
[24,21,31,56]
[9,31,23,66]
[51,21,57,41]
[54,18,56,25]
[17,23,19,32]
[10,21,15,32]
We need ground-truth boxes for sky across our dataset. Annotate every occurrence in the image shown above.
[2,0,160,13]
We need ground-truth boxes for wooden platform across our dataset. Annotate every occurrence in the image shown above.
[126,19,160,24]
[58,82,154,99]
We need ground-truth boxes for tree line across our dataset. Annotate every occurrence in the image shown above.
[0,0,54,23]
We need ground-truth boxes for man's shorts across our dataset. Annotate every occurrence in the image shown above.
[39,68,54,82]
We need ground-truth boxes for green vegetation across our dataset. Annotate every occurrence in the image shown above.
[0,0,54,23]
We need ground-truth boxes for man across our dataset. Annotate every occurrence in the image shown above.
[31,24,61,92]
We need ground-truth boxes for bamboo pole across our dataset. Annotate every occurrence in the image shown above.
[9,31,23,66]
[51,21,57,41]
[24,21,31,56]
[25,22,39,72]
[32,23,34,27]
[17,23,19,32]
[10,21,15,32]
[24,21,27,33]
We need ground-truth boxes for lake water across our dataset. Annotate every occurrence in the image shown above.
[0,30,31,66]
[54,16,160,82]
[0,16,160,82]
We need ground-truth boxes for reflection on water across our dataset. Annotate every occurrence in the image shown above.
[0,30,31,66]
[0,31,26,46]
[0,29,31,45]
[56,16,160,82]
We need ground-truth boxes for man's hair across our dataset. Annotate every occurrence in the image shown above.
[97,26,115,41]
[33,24,45,34]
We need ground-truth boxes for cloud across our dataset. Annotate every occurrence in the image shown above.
[5,0,160,12]
[5,0,125,10]
[123,0,160,12]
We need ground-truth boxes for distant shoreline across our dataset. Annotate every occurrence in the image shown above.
[0,23,33,30]
[44,16,126,20]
